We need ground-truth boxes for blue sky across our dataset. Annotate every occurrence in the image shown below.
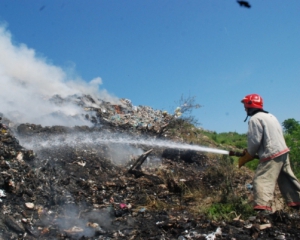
[0,0,299,133]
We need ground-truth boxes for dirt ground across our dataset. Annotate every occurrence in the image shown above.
[1,115,300,240]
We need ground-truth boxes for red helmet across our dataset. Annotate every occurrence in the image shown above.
[241,94,263,109]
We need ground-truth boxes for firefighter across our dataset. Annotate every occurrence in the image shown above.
[239,93,300,212]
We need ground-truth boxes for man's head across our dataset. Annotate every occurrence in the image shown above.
[241,94,263,110]
[241,94,264,121]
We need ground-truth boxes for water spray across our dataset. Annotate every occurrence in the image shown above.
[20,132,230,156]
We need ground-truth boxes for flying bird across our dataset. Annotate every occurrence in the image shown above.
[237,1,251,8]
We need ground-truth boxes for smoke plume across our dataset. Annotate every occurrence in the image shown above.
[0,25,119,127]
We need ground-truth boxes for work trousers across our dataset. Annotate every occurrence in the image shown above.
[253,153,300,211]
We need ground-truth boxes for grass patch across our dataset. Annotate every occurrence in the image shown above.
[204,197,255,221]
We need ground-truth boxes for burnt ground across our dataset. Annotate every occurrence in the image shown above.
[1,118,300,239]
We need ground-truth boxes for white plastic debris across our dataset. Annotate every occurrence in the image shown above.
[185,227,222,240]
[77,161,86,167]
[244,223,253,229]
[259,223,272,230]
[0,189,6,197]
[16,152,23,161]
[205,227,222,240]
[25,202,35,209]
[184,231,202,238]
[0,189,6,202]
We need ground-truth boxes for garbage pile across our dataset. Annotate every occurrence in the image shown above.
[0,117,34,162]
[1,95,300,240]
[49,94,174,134]
[95,98,173,134]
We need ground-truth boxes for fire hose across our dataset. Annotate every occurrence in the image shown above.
[228,150,259,159]
[228,150,259,168]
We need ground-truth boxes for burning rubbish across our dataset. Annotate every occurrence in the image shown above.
[2,25,299,238]
[1,96,300,239]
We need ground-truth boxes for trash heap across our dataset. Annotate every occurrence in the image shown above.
[94,98,173,134]
[0,116,218,240]
[1,96,300,240]
[0,117,34,162]
[50,94,174,134]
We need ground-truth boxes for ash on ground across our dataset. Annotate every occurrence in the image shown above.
[0,95,300,240]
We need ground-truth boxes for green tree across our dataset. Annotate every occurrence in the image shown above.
[283,119,300,178]
[282,118,300,134]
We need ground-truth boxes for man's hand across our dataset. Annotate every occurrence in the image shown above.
[238,149,254,168]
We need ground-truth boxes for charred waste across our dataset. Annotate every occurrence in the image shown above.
[0,94,300,240]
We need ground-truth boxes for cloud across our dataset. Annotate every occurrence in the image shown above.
[0,25,119,126]
[90,77,103,86]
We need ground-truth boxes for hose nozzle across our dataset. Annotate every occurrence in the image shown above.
[228,150,245,157]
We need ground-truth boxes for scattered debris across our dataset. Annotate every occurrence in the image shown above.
[0,95,299,239]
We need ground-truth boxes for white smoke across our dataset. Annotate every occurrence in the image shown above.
[0,25,119,126]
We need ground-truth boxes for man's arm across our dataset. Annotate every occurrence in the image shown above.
[247,118,263,156]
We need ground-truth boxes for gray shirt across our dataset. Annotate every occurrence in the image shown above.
[247,112,289,161]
